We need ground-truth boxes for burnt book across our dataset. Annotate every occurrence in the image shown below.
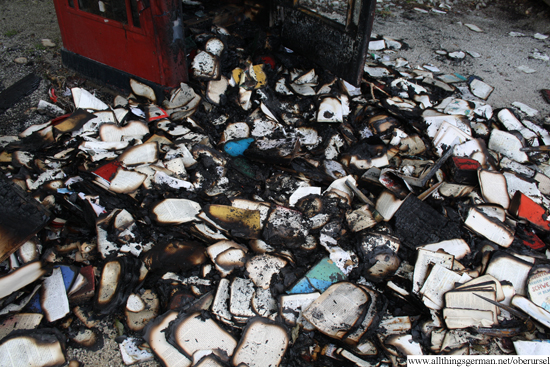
[94,256,145,315]
[469,79,494,100]
[125,290,160,332]
[509,191,550,231]
[0,313,43,340]
[419,264,471,310]
[99,120,149,142]
[488,129,529,163]
[464,207,514,248]
[72,87,109,110]
[130,78,157,103]
[302,282,380,342]
[67,265,95,304]
[0,329,66,366]
[119,337,154,365]
[485,251,533,296]
[526,265,550,313]
[455,275,505,301]
[375,190,405,221]
[511,295,550,329]
[0,261,47,300]
[152,198,201,224]
[40,267,71,322]
[478,169,510,209]
[412,248,455,296]
[167,312,237,362]
[442,308,497,330]
[448,156,480,185]
[202,204,262,239]
[144,311,192,367]
[206,240,248,278]
[418,239,471,260]
[232,318,289,367]
[70,329,100,349]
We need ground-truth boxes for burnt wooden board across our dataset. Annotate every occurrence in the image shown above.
[0,74,41,113]
[274,0,376,86]
[393,195,461,249]
[0,174,50,262]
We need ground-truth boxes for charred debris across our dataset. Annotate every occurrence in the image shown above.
[2,17,550,367]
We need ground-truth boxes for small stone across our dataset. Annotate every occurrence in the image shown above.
[531,49,549,62]
[448,51,466,59]
[517,65,536,74]
[41,39,56,47]
[414,7,429,13]
[465,24,482,32]
[512,102,539,117]
[423,64,440,72]
[14,57,27,64]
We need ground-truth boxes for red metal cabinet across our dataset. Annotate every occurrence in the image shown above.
[53,0,188,90]
[54,0,376,90]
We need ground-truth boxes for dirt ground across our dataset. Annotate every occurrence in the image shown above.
[1,0,550,365]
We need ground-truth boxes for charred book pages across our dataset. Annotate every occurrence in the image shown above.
[2,16,550,367]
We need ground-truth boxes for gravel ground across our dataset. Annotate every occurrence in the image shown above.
[0,0,65,135]
[1,0,550,366]
[372,0,550,119]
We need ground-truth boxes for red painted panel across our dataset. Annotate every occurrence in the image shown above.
[53,0,187,87]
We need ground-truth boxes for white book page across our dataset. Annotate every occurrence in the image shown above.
[41,267,70,322]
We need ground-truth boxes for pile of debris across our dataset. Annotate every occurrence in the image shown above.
[1,20,550,367]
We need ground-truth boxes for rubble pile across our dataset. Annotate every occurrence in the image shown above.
[2,20,550,366]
